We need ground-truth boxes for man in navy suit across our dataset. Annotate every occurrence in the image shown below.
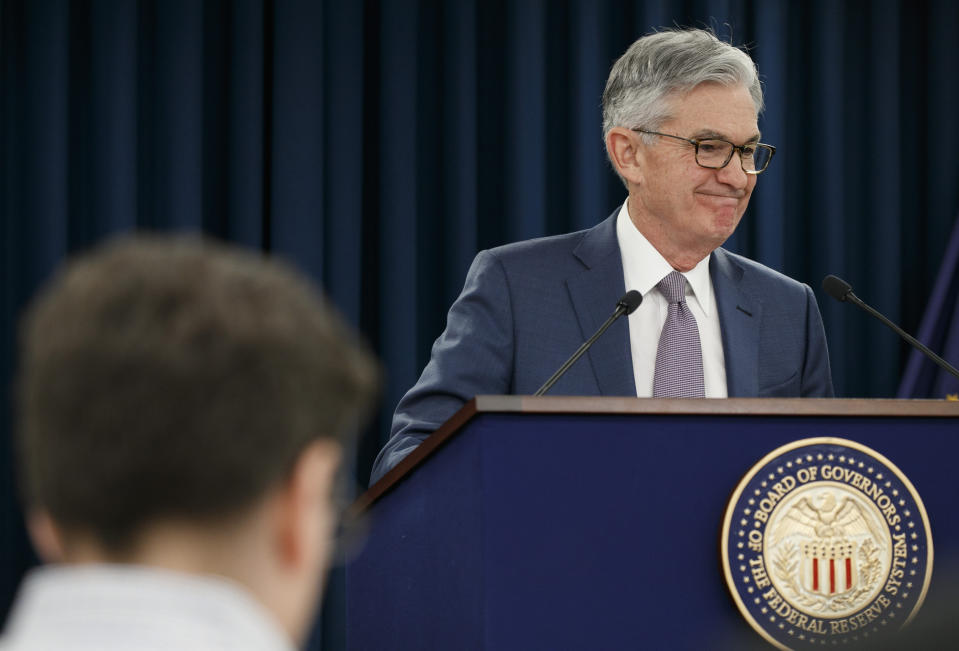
[371,28,833,485]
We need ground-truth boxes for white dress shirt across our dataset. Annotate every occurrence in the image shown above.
[0,564,296,651]
[615,200,728,398]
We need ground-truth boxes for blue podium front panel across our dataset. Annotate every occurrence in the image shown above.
[347,409,958,650]
[346,427,487,649]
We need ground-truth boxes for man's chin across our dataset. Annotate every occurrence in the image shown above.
[696,195,744,222]
[706,210,742,240]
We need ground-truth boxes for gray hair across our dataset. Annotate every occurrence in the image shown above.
[602,28,764,143]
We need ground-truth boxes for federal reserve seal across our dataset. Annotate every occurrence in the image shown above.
[721,438,933,649]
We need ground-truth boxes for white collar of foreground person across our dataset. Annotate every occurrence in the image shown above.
[1,439,342,650]
[0,563,296,651]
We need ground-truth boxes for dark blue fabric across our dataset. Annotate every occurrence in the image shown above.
[898,214,959,398]
[371,211,833,484]
[3,0,959,648]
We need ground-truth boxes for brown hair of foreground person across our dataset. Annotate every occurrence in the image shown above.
[12,236,378,646]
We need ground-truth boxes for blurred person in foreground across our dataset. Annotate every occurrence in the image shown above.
[371,28,833,484]
[2,237,378,650]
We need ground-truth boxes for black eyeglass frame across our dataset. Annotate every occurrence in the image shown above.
[632,128,776,175]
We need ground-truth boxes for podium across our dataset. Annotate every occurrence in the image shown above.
[346,397,959,650]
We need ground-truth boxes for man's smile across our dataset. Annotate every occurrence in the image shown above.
[696,191,743,206]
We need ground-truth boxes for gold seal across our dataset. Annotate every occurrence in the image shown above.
[721,438,933,649]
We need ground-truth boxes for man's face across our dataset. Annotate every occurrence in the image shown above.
[630,82,760,266]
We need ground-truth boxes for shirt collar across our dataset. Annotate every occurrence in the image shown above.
[6,564,296,650]
[615,199,714,316]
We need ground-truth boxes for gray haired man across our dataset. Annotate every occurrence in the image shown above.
[371,28,833,485]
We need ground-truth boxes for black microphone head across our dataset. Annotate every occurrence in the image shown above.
[618,290,642,315]
[822,275,853,302]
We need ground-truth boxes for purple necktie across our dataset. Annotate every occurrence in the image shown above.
[653,271,706,398]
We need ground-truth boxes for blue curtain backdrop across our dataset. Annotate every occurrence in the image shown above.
[3,0,959,647]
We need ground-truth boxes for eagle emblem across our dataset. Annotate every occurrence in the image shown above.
[766,488,888,608]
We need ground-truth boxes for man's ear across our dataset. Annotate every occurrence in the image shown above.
[27,510,65,563]
[605,127,645,186]
[274,440,342,569]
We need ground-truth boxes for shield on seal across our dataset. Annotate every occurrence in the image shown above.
[801,540,857,595]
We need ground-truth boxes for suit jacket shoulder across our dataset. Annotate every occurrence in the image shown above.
[369,213,629,483]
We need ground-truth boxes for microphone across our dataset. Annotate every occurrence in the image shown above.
[822,274,959,382]
[534,290,642,396]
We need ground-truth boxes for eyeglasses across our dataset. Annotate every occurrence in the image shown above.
[633,129,776,175]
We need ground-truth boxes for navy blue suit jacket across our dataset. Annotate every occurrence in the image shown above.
[370,212,833,484]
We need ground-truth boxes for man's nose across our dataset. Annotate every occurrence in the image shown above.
[715,151,750,188]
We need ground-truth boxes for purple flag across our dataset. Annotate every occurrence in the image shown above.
[898,214,959,399]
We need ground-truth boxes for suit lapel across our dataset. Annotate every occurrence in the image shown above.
[711,249,760,397]
[565,214,636,396]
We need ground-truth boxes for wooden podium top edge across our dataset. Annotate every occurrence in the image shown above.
[482,395,959,417]
[352,397,958,514]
